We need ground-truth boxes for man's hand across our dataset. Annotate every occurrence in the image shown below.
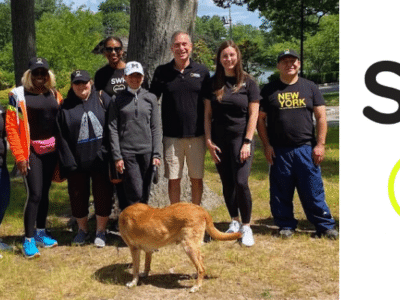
[264,144,275,165]
[312,144,325,165]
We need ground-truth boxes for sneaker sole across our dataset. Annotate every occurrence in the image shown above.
[23,251,41,259]
[36,242,58,248]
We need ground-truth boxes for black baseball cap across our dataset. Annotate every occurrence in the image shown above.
[28,57,49,71]
[277,49,300,62]
[71,70,91,83]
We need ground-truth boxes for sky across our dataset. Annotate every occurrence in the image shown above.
[64,0,263,28]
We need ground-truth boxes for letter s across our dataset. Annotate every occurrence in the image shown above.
[364,61,400,124]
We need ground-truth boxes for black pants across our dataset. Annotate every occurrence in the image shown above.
[67,166,113,219]
[122,153,152,209]
[24,150,57,237]
[214,135,253,224]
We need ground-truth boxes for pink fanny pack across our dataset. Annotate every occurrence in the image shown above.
[31,137,56,155]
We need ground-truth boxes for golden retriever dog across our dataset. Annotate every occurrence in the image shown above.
[119,202,242,292]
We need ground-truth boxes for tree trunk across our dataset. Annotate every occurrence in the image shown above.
[125,0,223,210]
[127,0,198,86]
[11,0,36,86]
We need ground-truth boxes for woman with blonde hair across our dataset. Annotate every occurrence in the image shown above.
[6,57,62,258]
[204,41,261,247]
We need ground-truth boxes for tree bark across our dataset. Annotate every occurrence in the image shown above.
[11,0,36,86]
[127,0,198,86]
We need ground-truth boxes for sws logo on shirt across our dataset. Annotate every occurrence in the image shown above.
[77,111,103,144]
[113,84,126,93]
[278,92,306,109]
[190,73,201,78]
[111,77,126,85]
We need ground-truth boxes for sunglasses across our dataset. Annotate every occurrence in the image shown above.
[105,47,122,53]
[32,69,48,77]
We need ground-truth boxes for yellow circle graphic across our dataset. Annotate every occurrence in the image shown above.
[388,159,400,216]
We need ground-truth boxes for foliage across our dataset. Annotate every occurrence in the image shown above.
[303,14,339,73]
[192,39,215,71]
[35,9,106,84]
[213,0,339,40]
[0,0,11,50]
[34,0,71,20]
[194,17,273,76]
[98,0,130,37]
[194,15,228,54]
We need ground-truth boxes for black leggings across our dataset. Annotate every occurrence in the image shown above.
[214,135,253,224]
[24,150,57,237]
[122,153,153,209]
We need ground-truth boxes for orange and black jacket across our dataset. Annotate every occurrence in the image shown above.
[5,86,63,163]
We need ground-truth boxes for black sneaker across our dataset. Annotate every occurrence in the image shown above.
[279,228,295,238]
[324,229,339,240]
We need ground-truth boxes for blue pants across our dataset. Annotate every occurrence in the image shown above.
[269,145,336,232]
[0,165,10,226]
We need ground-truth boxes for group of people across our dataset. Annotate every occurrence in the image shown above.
[0,31,338,259]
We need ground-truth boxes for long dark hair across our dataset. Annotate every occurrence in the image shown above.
[213,40,247,102]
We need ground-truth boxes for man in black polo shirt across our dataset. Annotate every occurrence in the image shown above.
[150,31,210,205]
[257,49,338,239]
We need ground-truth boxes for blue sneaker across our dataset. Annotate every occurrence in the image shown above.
[72,229,90,246]
[22,237,40,259]
[34,229,58,248]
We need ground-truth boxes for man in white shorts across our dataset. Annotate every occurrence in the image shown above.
[150,31,210,205]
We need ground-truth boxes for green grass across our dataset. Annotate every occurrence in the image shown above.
[0,128,339,300]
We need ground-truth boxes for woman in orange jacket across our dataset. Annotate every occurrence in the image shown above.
[6,57,62,258]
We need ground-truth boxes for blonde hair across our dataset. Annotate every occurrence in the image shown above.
[21,69,56,91]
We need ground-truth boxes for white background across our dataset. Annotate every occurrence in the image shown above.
[341,1,400,299]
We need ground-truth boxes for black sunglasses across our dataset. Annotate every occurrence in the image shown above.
[105,47,122,53]
[32,69,48,77]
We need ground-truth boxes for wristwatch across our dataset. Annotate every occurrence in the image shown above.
[243,138,252,144]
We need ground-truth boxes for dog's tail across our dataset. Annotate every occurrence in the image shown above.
[204,212,242,241]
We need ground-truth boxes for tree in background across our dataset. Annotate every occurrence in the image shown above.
[213,0,339,40]
[304,14,338,73]
[11,0,36,86]
[98,0,130,37]
[127,0,199,87]
[34,0,71,20]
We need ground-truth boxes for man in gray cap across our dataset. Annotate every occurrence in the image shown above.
[257,49,338,239]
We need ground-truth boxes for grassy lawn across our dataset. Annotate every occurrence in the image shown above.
[0,127,339,300]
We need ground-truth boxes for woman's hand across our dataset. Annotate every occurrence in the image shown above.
[115,159,125,174]
[153,158,161,166]
[240,143,251,163]
[206,139,222,164]
[16,160,29,176]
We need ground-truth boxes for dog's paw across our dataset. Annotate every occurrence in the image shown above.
[189,285,201,293]
[126,278,138,288]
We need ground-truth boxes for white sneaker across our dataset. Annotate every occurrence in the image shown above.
[226,220,241,233]
[240,225,254,247]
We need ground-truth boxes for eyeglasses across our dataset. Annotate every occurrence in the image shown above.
[105,47,122,53]
[32,69,48,77]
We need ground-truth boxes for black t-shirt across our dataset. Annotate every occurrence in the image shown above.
[259,77,325,147]
[25,91,59,140]
[207,75,260,138]
[94,64,127,97]
[0,104,6,167]
[150,59,210,138]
